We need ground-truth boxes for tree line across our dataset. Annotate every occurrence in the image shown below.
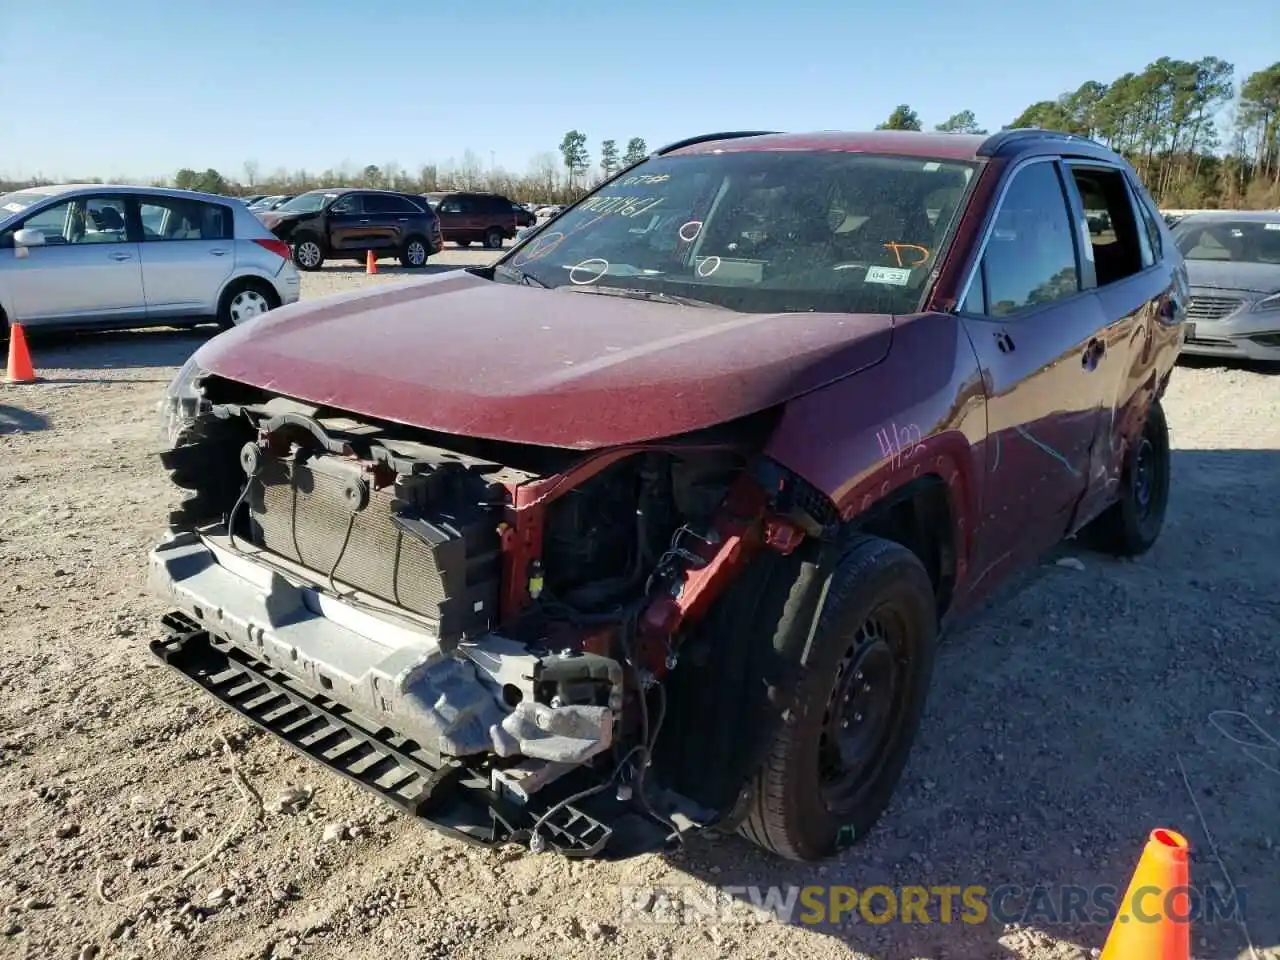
[3,58,1276,210]
[877,58,1280,209]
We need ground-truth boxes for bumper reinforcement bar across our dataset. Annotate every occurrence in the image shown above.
[151,612,677,859]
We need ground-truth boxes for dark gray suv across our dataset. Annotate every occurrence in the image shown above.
[258,188,444,271]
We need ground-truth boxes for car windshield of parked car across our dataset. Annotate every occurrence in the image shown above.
[1174,219,1280,264]
[276,192,340,214]
[499,151,975,314]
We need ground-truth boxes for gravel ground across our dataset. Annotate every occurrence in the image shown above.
[1,252,1277,960]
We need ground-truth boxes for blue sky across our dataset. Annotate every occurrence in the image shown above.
[1,0,1274,182]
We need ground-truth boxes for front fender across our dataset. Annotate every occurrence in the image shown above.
[763,311,987,587]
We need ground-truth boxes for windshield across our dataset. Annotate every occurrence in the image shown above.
[498,151,975,314]
[1174,219,1280,264]
[276,191,339,214]
[0,191,52,218]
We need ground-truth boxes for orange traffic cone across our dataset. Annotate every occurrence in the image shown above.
[4,322,38,384]
[1101,828,1191,960]
[365,250,378,275]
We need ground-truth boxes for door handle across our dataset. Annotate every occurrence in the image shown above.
[108,252,133,261]
[209,248,228,256]
[1082,338,1106,370]
[398,218,409,222]
[358,219,370,223]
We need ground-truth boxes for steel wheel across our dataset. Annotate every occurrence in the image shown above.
[1132,436,1157,519]
[228,288,270,325]
[818,607,910,810]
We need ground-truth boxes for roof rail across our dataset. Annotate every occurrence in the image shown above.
[655,131,780,156]
[977,128,1103,157]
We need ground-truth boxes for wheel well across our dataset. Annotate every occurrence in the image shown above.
[845,477,956,615]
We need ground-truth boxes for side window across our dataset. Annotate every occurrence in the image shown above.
[19,197,130,245]
[438,197,462,214]
[362,194,393,214]
[138,198,231,241]
[383,195,421,214]
[967,162,1080,317]
[329,194,360,215]
[1068,166,1146,285]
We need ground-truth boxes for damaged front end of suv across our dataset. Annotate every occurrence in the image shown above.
[150,357,841,859]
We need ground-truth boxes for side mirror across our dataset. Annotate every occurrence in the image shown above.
[14,228,46,247]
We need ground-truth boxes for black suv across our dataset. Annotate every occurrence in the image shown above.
[258,188,443,271]
[433,192,520,249]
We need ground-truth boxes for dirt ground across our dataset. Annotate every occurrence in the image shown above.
[1,252,1276,960]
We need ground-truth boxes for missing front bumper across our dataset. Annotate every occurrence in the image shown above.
[151,612,688,859]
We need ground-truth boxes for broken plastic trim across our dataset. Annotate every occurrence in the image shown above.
[151,612,688,859]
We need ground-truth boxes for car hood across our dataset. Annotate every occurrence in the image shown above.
[1185,260,1280,295]
[256,210,298,230]
[194,270,894,449]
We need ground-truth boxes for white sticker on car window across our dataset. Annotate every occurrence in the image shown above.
[866,266,912,286]
[1265,223,1280,231]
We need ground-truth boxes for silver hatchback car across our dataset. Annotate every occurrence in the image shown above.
[0,184,300,339]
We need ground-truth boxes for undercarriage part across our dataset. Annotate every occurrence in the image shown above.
[152,613,702,859]
[491,701,613,764]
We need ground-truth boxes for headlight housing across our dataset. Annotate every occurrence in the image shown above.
[1254,292,1280,313]
[157,354,210,449]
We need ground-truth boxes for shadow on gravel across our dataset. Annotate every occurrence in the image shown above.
[668,448,1278,960]
[1178,354,1280,376]
[0,404,50,434]
[23,327,214,378]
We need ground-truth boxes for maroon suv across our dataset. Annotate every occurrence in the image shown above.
[151,129,1186,862]
[433,191,519,249]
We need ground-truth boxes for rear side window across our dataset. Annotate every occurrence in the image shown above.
[364,194,418,214]
[1135,192,1163,262]
[962,161,1079,317]
[139,198,232,241]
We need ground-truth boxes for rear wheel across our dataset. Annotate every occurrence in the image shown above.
[399,236,429,268]
[739,536,937,861]
[292,235,325,271]
[484,228,505,250]
[1081,398,1170,556]
[455,239,472,248]
[0,306,9,348]
[217,279,279,329]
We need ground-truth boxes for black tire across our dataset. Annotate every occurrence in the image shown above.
[455,239,471,248]
[216,278,279,330]
[291,234,326,271]
[738,535,938,861]
[1081,398,1170,556]
[0,306,9,348]
[484,228,505,250]
[399,235,430,268]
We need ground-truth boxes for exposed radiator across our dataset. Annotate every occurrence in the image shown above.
[247,453,501,643]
